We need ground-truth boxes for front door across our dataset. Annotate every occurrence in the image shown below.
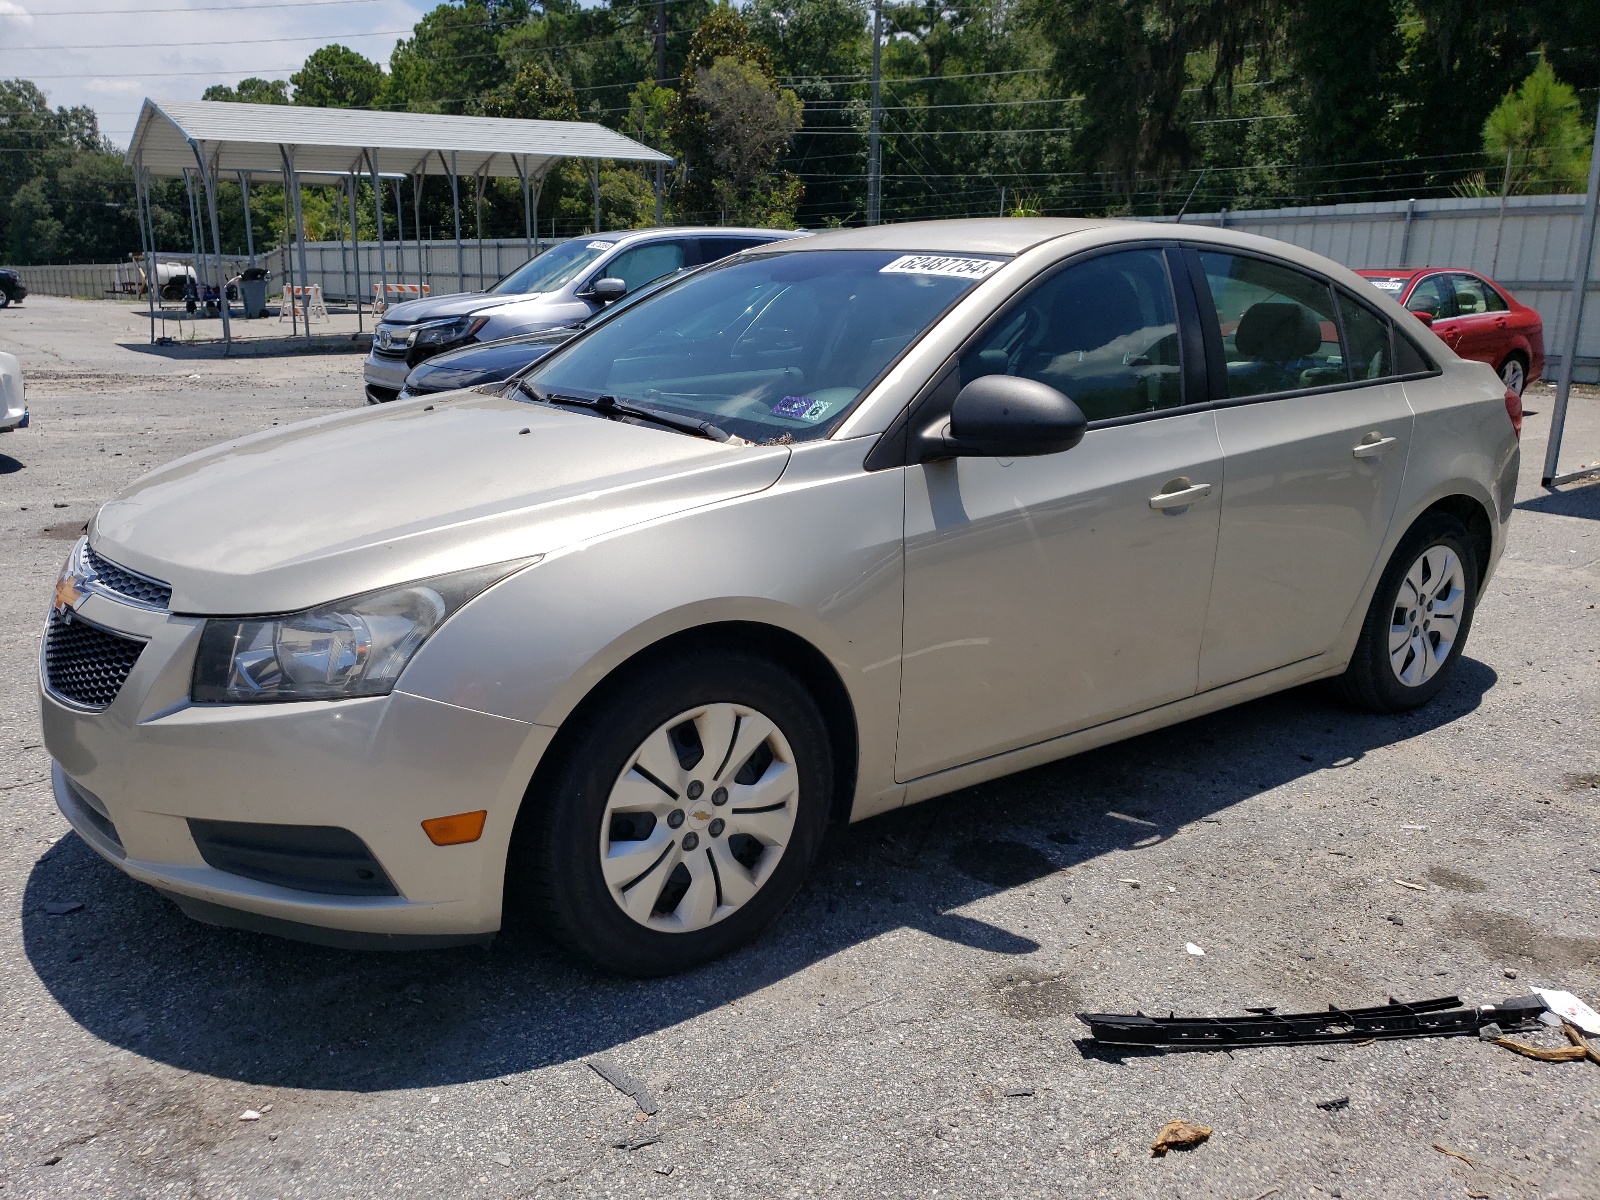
[1191,250,1415,688]
[896,247,1223,781]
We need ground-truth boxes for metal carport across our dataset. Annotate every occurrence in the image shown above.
[125,99,673,350]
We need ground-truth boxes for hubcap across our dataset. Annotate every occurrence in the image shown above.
[1388,545,1466,687]
[1500,359,1524,394]
[599,703,799,933]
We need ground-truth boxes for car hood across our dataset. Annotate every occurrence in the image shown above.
[91,395,791,615]
[406,332,573,392]
[382,291,549,324]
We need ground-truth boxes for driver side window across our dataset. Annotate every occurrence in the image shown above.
[959,248,1183,422]
[602,241,687,295]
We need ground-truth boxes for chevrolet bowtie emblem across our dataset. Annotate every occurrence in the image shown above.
[54,574,84,614]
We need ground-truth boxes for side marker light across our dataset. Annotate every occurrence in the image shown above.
[422,810,488,846]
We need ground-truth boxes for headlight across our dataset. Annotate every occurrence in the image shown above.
[413,316,489,348]
[190,559,536,704]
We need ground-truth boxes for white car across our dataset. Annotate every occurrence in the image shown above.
[0,351,27,431]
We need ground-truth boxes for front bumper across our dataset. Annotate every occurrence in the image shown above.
[41,594,552,946]
[0,406,24,431]
[363,350,411,402]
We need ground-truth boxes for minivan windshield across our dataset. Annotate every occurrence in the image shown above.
[490,238,614,294]
[520,249,1003,442]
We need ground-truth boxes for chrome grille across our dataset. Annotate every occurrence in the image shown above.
[84,545,171,610]
[44,610,146,710]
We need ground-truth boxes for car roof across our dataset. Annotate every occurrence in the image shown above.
[602,226,805,246]
[1355,267,1486,279]
[767,217,1126,257]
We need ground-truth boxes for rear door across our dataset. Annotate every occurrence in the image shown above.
[896,245,1223,780]
[1191,249,1415,688]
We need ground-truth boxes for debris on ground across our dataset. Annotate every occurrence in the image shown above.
[1503,968,1519,979]
[1003,1087,1035,1097]
[1393,878,1425,891]
[1314,1096,1349,1111]
[611,1134,661,1151]
[1432,1143,1474,1166]
[1150,1119,1211,1156]
[1078,994,1545,1049]
[239,1110,261,1122]
[587,1057,659,1116]
[42,901,83,915]
[490,1153,511,1167]
[1533,988,1600,1036]
[1186,943,1206,956]
[1119,878,1141,888]
[1488,1035,1588,1063]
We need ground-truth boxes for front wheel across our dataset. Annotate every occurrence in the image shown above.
[1498,354,1527,396]
[1336,513,1479,712]
[510,652,833,976]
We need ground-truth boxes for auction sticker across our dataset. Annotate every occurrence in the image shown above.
[587,241,613,250]
[880,254,1002,280]
[771,395,834,422]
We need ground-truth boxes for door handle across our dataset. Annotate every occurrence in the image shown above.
[1352,433,1397,459]
[1149,480,1213,510]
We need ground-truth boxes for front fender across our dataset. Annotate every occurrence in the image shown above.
[396,437,908,818]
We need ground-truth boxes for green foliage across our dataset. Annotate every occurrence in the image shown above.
[201,78,291,104]
[478,63,580,120]
[669,6,803,225]
[1482,58,1592,194]
[292,46,385,109]
[386,1,517,114]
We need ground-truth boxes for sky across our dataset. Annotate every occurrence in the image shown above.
[1,0,436,150]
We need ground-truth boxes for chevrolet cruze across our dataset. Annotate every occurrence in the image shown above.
[42,219,1520,975]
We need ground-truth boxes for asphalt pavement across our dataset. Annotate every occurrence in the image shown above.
[1,296,1597,1199]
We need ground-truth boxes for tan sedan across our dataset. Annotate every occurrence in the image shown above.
[41,219,1520,974]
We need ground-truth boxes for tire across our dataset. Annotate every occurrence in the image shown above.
[1498,354,1527,396]
[1335,512,1479,713]
[510,652,834,976]
[0,292,10,309]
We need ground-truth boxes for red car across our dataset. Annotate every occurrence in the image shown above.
[1356,267,1544,395]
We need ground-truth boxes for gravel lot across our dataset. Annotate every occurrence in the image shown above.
[2,296,1597,1200]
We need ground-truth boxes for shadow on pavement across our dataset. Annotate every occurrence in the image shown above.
[0,454,22,475]
[1516,479,1600,520]
[115,336,369,361]
[22,658,1498,1092]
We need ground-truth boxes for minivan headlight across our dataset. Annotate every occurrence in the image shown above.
[413,315,489,348]
[191,559,536,704]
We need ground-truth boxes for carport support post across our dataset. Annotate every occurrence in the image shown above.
[348,176,364,333]
[591,159,601,233]
[280,145,311,341]
[367,151,389,316]
[654,161,663,226]
[194,146,233,352]
[444,150,464,292]
[335,180,351,309]
[515,155,533,262]
[392,174,406,293]
[1541,99,1600,488]
[411,167,427,295]
[182,169,203,292]
[135,165,157,342]
[239,173,255,267]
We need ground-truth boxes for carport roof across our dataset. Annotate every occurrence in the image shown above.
[126,99,673,181]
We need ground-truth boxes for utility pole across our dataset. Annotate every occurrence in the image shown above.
[1542,97,1600,488]
[655,0,667,84]
[867,0,883,225]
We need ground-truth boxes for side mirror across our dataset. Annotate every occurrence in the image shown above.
[1411,310,1435,327]
[936,374,1087,458]
[588,277,627,303]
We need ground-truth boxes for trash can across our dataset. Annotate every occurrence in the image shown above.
[239,268,269,319]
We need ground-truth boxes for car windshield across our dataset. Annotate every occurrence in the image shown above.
[490,239,615,294]
[520,249,1003,442]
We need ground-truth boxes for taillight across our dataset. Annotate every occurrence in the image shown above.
[1504,388,1523,440]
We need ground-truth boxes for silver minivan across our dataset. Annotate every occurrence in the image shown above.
[362,226,801,402]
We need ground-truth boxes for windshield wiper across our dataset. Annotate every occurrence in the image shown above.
[517,382,732,443]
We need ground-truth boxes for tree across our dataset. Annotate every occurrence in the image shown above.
[669,4,803,224]
[292,45,384,108]
[1482,59,1592,194]
[201,78,291,104]
[386,1,521,113]
[478,62,580,119]
[693,56,804,222]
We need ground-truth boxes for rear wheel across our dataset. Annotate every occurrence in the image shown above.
[510,652,832,976]
[1336,512,1479,712]
[1498,354,1527,395]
